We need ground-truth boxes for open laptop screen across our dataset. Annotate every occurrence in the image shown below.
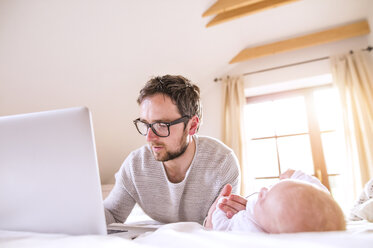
[0,107,106,235]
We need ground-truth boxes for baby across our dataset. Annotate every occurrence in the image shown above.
[212,170,346,233]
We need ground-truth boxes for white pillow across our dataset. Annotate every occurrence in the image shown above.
[352,199,373,222]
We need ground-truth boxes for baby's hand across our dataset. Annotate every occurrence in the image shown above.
[280,169,295,179]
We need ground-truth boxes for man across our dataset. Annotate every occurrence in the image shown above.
[104,75,240,225]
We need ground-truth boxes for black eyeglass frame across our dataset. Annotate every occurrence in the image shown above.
[133,115,190,138]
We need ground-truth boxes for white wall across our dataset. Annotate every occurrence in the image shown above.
[0,0,215,183]
[0,0,372,183]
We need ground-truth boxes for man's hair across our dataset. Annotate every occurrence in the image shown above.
[137,75,202,130]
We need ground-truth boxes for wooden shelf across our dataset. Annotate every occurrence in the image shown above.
[205,0,299,27]
[229,20,370,64]
[202,0,263,17]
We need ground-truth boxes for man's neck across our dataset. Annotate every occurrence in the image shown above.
[163,136,196,183]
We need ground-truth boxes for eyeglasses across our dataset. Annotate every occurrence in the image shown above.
[133,116,190,138]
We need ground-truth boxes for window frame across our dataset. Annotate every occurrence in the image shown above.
[245,84,336,190]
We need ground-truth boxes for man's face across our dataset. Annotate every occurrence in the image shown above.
[139,93,190,162]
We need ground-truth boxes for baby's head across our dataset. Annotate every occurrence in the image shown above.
[253,180,346,233]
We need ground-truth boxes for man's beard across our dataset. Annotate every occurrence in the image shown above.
[151,130,189,162]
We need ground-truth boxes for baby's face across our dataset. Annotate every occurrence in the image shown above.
[253,181,294,233]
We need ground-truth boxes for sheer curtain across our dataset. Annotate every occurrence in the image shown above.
[222,76,246,195]
[330,51,373,198]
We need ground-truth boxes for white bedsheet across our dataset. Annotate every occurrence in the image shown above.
[137,222,373,248]
[0,230,141,248]
[1,221,373,248]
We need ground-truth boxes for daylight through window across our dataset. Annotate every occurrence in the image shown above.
[244,85,349,210]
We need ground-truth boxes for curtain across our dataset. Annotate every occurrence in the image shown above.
[330,51,373,198]
[222,76,246,195]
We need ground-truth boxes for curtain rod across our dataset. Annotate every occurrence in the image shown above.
[214,45,372,82]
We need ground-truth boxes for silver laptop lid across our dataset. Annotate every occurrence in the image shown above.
[0,107,106,235]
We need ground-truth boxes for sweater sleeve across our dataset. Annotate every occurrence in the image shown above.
[221,151,241,195]
[103,158,137,224]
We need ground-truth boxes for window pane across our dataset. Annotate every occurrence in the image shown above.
[277,135,314,175]
[273,97,309,135]
[314,88,342,131]
[321,132,346,175]
[328,175,350,213]
[244,101,275,138]
[247,139,279,178]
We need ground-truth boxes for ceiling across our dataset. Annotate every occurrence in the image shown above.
[1,0,371,88]
[200,0,372,75]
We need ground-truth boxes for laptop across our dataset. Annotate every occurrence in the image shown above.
[0,107,107,235]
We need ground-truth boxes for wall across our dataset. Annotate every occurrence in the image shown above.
[0,0,212,183]
[231,28,373,96]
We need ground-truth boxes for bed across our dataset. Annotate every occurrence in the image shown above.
[2,184,372,248]
[1,220,373,248]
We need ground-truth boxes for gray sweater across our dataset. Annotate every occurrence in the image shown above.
[104,135,240,225]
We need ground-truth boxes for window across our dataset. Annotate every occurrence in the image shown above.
[244,85,348,209]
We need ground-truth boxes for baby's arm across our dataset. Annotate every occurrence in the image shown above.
[280,169,329,192]
[279,169,296,179]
